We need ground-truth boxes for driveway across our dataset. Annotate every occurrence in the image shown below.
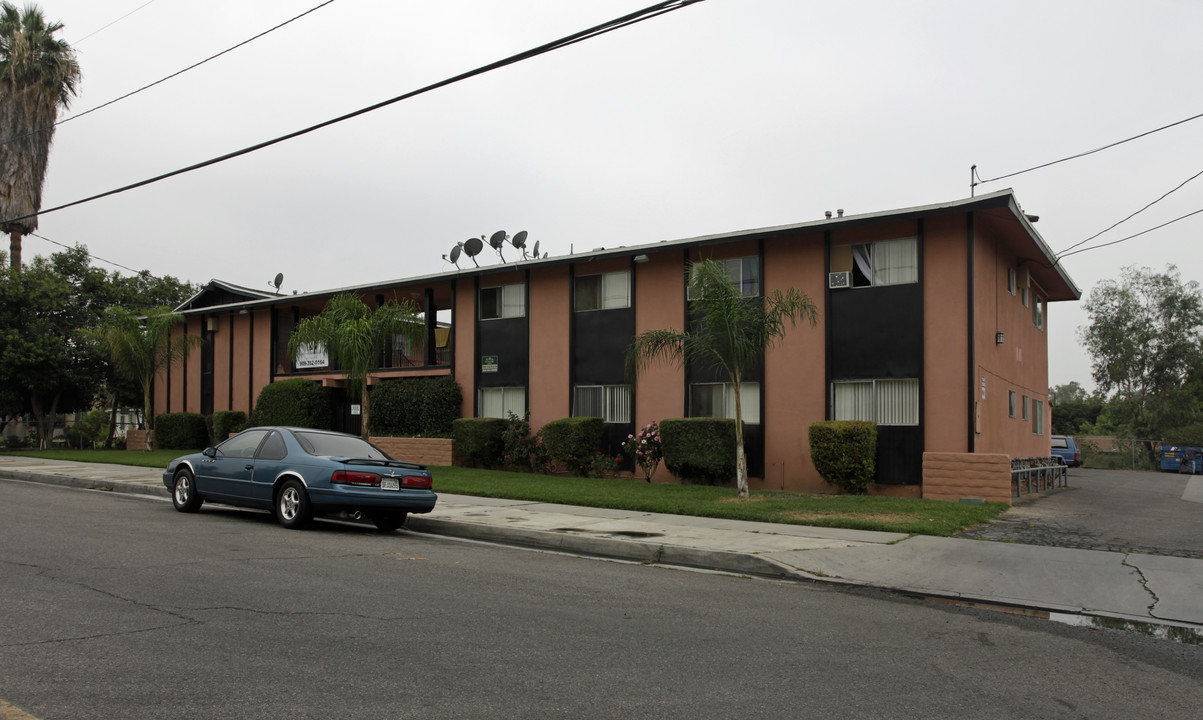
[959,467,1203,558]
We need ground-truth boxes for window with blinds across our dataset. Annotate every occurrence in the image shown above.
[573,385,632,423]
[479,387,525,419]
[831,379,919,426]
[688,382,760,424]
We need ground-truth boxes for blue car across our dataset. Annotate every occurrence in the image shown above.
[1050,435,1081,468]
[163,427,437,531]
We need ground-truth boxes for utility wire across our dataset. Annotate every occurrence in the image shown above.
[71,0,160,45]
[974,111,1203,186]
[30,232,150,275]
[1055,206,1203,261]
[1,0,707,229]
[1056,167,1203,257]
[0,0,337,148]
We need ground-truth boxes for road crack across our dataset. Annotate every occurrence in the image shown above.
[1121,553,1161,619]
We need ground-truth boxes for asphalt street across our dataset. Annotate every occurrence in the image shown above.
[2,480,1202,720]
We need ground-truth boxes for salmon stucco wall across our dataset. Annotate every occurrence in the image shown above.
[632,250,686,481]
[528,265,571,431]
[762,231,828,492]
[923,214,971,453]
[454,279,475,419]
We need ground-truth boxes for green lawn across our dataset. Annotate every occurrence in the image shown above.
[1,449,1009,536]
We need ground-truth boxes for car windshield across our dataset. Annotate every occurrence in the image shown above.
[292,431,389,460]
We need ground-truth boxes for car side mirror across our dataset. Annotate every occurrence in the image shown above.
[203,447,217,458]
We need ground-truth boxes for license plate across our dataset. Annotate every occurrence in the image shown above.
[380,477,399,491]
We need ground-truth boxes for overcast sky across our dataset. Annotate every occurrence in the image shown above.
[25,0,1203,391]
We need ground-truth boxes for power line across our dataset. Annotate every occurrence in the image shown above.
[1055,206,1203,261]
[30,232,150,275]
[1,0,708,229]
[0,1,338,148]
[71,0,160,45]
[972,111,1203,187]
[1056,166,1203,257]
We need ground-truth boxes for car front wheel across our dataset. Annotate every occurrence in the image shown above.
[275,479,312,529]
[172,468,203,513]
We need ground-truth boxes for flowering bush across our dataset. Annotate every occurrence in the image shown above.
[623,421,663,482]
[588,452,621,478]
[501,412,549,473]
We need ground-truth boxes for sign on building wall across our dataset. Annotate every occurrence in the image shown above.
[295,342,329,369]
[481,355,499,373]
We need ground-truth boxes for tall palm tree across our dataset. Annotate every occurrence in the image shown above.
[626,259,819,497]
[98,306,202,451]
[0,2,80,271]
[288,293,425,439]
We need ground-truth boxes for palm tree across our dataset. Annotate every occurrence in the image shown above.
[626,259,819,497]
[0,2,80,271]
[288,293,425,439]
[98,306,202,451]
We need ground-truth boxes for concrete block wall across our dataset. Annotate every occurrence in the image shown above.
[369,437,462,467]
[922,452,1012,505]
[125,430,155,451]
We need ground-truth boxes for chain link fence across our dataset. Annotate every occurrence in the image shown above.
[1078,436,1162,471]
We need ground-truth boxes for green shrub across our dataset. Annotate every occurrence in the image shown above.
[502,412,550,473]
[154,412,210,450]
[808,420,877,494]
[452,417,507,467]
[211,410,247,441]
[369,376,462,437]
[541,417,605,476]
[661,418,736,484]
[67,409,108,449]
[251,379,332,430]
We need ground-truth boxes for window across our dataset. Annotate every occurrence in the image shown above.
[1032,399,1045,435]
[1022,395,1030,421]
[573,385,632,423]
[830,238,918,288]
[257,431,287,460]
[1032,294,1044,331]
[688,256,760,299]
[831,379,919,426]
[1008,391,1017,418]
[1008,268,1017,296]
[480,284,525,319]
[689,382,760,424]
[219,430,268,458]
[575,271,630,311]
[479,387,525,419]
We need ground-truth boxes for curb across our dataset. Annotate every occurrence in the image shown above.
[0,470,170,498]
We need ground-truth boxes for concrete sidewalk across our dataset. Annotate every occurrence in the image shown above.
[2,455,1200,635]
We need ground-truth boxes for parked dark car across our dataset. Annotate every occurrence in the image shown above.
[1050,435,1081,468]
[163,427,436,531]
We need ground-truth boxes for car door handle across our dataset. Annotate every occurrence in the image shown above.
[244,464,254,470]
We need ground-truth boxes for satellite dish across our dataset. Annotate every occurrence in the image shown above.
[463,237,483,267]
[532,239,541,259]
[489,230,507,250]
[512,230,529,259]
[448,242,463,268]
[270,273,284,294]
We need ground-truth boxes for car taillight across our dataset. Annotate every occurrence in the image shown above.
[332,470,381,486]
[401,475,432,489]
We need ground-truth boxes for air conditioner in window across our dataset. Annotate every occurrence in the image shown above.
[828,271,850,289]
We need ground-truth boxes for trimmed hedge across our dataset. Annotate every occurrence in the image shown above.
[211,410,247,441]
[661,418,736,485]
[154,412,210,450]
[452,417,507,467]
[540,417,605,476]
[369,376,462,437]
[808,420,877,494]
[251,378,333,430]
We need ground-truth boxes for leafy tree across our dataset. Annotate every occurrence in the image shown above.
[1048,382,1104,436]
[626,259,818,497]
[287,293,424,439]
[0,2,80,270]
[0,249,105,446]
[95,306,202,451]
[1080,265,1203,459]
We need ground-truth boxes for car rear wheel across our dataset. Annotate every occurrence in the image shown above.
[172,468,203,513]
[275,479,312,529]
[369,511,407,533]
